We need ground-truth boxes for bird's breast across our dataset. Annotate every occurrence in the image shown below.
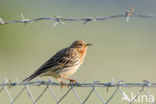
[79,48,87,63]
[59,63,81,77]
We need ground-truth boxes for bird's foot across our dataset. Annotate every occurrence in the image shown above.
[60,81,66,88]
[69,79,77,84]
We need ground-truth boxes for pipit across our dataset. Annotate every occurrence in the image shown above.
[23,40,92,85]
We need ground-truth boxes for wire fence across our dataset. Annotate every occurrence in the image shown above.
[0,7,156,27]
[0,78,156,104]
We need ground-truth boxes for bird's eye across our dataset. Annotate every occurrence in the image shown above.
[77,44,83,47]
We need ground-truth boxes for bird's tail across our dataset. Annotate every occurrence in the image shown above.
[22,73,40,82]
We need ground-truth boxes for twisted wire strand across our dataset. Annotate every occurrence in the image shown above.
[0,7,156,26]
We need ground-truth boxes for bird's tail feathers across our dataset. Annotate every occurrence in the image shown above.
[22,73,39,82]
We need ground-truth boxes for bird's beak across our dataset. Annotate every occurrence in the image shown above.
[86,43,92,46]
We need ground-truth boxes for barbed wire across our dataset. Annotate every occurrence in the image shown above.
[0,7,156,27]
[0,78,156,104]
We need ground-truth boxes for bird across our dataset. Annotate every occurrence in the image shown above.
[23,40,92,85]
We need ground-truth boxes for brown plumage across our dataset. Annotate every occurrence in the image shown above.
[23,40,92,84]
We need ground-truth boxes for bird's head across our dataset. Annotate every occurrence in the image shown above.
[70,40,92,52]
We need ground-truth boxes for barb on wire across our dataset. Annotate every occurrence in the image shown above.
[1,7,156,27]
[125,7,135,22]
[52,15,66,27]
[0,18,5,24]
[83,17,96,25]
[20,13,30,25]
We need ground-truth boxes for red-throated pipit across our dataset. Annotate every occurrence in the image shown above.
[23,40,92,85]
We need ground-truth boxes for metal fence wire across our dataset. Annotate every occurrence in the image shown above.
[0,7,156,27]
[0,78,156,104]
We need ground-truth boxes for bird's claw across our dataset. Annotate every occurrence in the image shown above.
[60,81,66,88]
[69,79,77,84]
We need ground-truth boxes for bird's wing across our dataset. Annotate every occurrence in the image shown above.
[34,48,80,74]
[22,48,80,82]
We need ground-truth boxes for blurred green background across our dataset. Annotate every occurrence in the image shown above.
[0,0,156,104]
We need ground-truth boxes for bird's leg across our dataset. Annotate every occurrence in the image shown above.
[56,78,66,88]
[63,77,77,84]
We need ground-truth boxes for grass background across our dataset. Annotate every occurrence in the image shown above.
[0,0,156,103]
